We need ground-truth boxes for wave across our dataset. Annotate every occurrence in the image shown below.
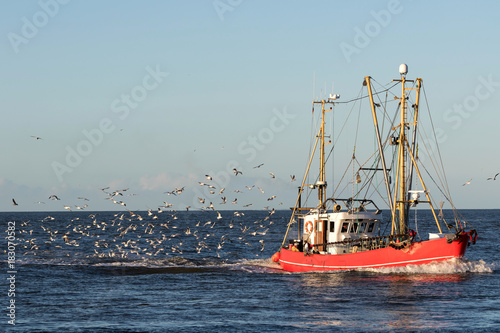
[364,258,495,274]
[11,255,494,277]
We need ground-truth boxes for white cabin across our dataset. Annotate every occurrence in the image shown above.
[302,210,380,254]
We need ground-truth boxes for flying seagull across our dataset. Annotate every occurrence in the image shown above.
[487,173,499,181]
[30,136,43,140]
[233,168,242,176]
[462,179,472,186]
[253,163,264,169]
[12,198,18,206]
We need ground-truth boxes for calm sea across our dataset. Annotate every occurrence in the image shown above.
[1,209,498,332]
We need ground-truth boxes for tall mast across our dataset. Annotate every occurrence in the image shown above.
[391,65,442,235]
[313,99,335,209]
[319,100,326,207]
[392,64,411,234]
[398,69,407,234]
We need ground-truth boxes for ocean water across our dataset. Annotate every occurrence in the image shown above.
[1,209,498,332]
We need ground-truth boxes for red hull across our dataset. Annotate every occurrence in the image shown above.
[278,234,470,272]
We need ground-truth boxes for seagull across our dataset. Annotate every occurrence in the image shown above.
[205,175,213,180]
[48,194,60,200]
[218,188,225,195]
[290,175,296,182]
[30,136,43,140]
[233,168,242,176]
[487,173,499,181]
[269,172,275,178]
[258,187,265,194]
[64,205,72,211]
[462,179,472,186]
[12,198,18,206]
[253,163,264,169]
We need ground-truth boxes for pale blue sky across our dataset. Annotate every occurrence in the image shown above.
[1,0,499,211]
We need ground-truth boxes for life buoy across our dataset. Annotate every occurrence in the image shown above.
[305,221,314,233]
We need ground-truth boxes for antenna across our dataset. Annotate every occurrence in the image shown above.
[312,72,315,101]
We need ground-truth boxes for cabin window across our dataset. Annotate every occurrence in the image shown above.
[359,222,367,233]
[341,222,349,233]
[329,221,335,232]
[367,222,375,232]
[349,222,358,233]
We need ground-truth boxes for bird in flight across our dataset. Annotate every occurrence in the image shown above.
[12,198,18,206]
[269,172,275,179]
[462,179,472,186]
[233,168,242,176]
[253,163,264,169]
[487,173,499,181]
[290,175,296,182]
[30,136,43,140]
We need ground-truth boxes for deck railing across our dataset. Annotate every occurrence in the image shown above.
[312,233,414,253]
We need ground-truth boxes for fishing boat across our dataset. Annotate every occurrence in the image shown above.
[272,64,478,272]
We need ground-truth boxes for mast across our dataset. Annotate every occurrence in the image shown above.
[280,96,336,248]
[318,100,327,207]
[398,69,407,234]
[392,64,412,234]
[391,65,442,235]
[313,99,335,209]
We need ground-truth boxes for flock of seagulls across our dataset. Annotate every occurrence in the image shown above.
[8,163,295,263]
[12,204,280,263]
